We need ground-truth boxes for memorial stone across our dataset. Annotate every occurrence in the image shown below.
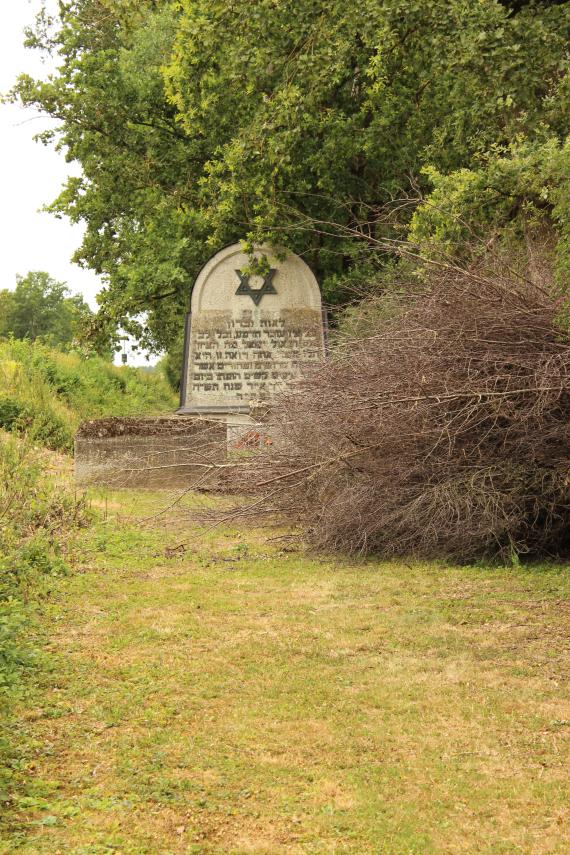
[178,243,325,415]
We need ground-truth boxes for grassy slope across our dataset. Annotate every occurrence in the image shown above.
[2,489,569,854]
[0,340,177,450]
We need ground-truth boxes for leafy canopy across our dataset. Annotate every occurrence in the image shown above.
[12,0,570,353]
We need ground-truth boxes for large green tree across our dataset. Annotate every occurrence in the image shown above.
[13,0,570,354]
[0,271,95,349]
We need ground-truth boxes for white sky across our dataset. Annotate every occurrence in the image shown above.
[0,0,102,308]
[0,1,154,364]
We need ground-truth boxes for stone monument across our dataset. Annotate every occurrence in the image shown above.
[74,243,326,487]
[177,243,326,418]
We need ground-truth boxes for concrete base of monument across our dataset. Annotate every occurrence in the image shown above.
[74,416,228,489]
[177,405,251,416]
[74,411,276,489]
[225,414,273,450]
[175,403,274,450]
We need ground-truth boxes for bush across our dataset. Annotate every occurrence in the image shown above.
[0,398,25,432]
[0,395,72,452]
[26,409,73,452]
[239,246,570,562]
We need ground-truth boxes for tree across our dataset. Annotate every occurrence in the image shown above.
[0,291,15,338]
[12,0,570,353]
[15,0,198,355]
[0,271,93,349]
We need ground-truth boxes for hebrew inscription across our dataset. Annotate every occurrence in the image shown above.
[190,313,323,402]
[178,243,325,414]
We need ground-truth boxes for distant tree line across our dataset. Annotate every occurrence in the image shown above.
[0,271,114,357]
[0,272,91,347]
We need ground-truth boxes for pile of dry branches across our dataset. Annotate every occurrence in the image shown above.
[238,253,570,561]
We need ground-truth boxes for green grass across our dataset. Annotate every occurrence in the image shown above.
[0,339,177,451]
[2,488,570,854]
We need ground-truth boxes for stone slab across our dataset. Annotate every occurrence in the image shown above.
[178,244,325,414]
[75,417,227,489]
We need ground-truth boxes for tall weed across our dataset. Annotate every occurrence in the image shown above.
[0,339,176,452]
[0,435,91,800]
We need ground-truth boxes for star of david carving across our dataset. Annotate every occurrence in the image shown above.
[235,269,277,306]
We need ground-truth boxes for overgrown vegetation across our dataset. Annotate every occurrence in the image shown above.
[0,436,90,803]
[234,241,570,562]
[3,3,569,848]
[10,1,570,563]
[0,339,177,452]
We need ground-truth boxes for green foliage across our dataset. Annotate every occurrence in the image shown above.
[409,137,570,287]
[14,1,194,353]
[0,398,25,432]
[167,0,567,235]
[0,395,69,453]
[158,334,185,393]
[0,339,177,452]
[0,271,98,351]
[12,0,569,349]
[0,436,90,800]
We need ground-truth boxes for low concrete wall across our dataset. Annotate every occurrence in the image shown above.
[75,417,227,489]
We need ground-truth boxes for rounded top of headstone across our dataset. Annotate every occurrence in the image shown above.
[191,243,321,314]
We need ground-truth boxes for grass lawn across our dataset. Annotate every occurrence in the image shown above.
[2,488,570,854]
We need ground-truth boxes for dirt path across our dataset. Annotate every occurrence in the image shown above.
[3,490,570,854]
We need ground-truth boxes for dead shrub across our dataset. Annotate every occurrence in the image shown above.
[236,252,570,562]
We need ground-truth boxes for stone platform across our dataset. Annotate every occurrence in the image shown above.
[74,417,228,489]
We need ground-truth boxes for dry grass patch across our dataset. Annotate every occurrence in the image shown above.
[2,489,569,854]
